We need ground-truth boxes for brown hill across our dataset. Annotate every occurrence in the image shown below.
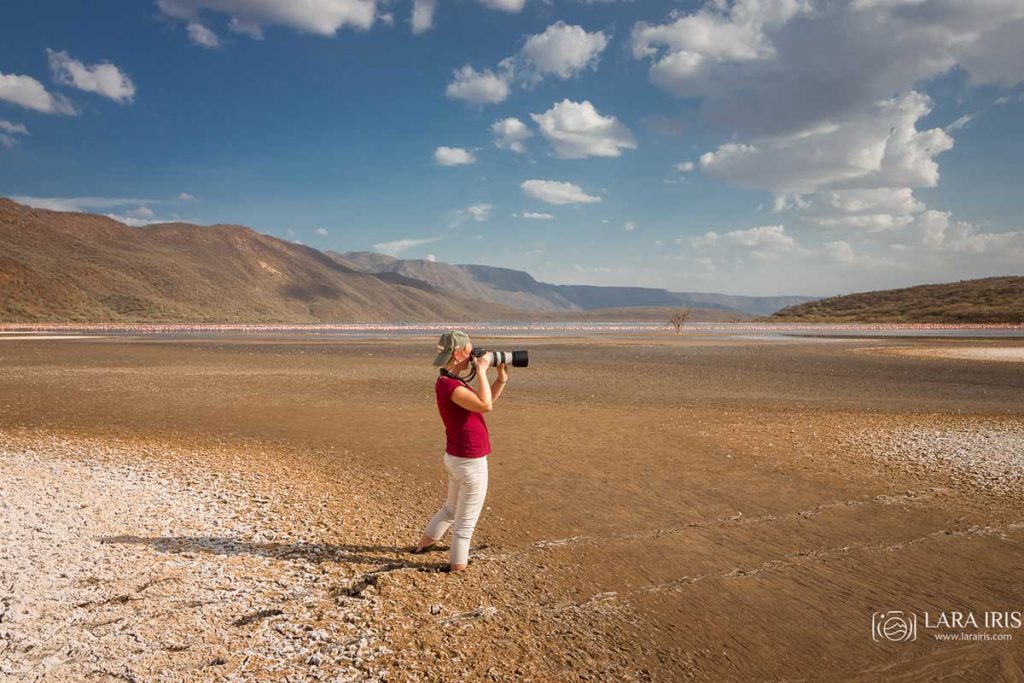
[770,276,1024,323]
[0,198,521,323]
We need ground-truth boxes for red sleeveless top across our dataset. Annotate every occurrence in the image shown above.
[436,375,491,458]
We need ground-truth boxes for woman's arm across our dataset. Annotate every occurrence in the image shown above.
[451,354,493,413]
[490,363,509,403]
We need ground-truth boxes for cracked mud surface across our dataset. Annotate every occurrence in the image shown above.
[1,334,1023,681]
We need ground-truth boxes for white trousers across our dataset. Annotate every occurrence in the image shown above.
[423,452,488,565]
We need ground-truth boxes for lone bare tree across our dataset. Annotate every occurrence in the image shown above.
[667,308,692,334]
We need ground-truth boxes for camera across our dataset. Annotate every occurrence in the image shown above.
[471,348,529,368]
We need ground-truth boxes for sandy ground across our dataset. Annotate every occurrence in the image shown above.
[877,346,1024,363]
[1,334,1023,681]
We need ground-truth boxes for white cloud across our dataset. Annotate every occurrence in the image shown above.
[411,0,437,34]
[425,253,436,262]
[10,196,178,226]
[187,22,220,47]
[315,227,329,236]
[520,211,554,220]
[491,117,532,153]
[434,146,476,166]
[624,221,637,231]
[675,161,695,172]
[478,0,526,12]
[0,120,28,135]
[822,188,924,215]
[700,92,953,194]
[633,0,1024,262]
[692,225,798,256]
[11,196,155,212]
[531,100,636,159]
[178,192,195,201]
[518,21,608,83]
[445,22,607,104]
[445,65,510,105]
[0,120,29,148]
[913,210,1024,256]
[521,179,602,205]
[822,240,857,264]
[372,235,442,256]
[945,113,976,131]
[630,1,1024,138]
[0,72,77,115]
[47,49,136,103]
[466,203,492,222]
[156,0,378,40]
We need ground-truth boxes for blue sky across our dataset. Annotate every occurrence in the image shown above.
[1,0,1022,296]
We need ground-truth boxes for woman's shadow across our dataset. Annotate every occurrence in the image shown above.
[98,535,452,569]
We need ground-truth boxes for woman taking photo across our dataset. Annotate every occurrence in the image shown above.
[411,330,509,572]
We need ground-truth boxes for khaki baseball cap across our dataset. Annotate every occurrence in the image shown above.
[432,330,470,366]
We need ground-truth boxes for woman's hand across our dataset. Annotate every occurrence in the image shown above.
[496,363,510,382]
[473,352,492,372]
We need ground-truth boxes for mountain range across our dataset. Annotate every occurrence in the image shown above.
[330,251,813,316]
[0,198,809,323]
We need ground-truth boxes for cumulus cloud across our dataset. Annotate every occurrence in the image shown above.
[466,203,492,221]
[700,92,952,194]
[434,146,476,166]
[315,227,329,236]
[912,210,1024,256]
[445,65,510,105]
[517,21,608,83]
[691,224,800,259]
[478,0,526,12]
[521,179,602,205]
[372,235,442,256]
[0,72,77,115]
[633,0,1024,253]
[47,49,135,103]
[411,0,437,34]
[624,221,637,231]
[186,22,220,47]
[491,117,532,153]
[519,211,554,220]
[0,120,29,148]
[178,192,195,201]
[632,1,1024,139]
[425,253,436,262]
[675,161,695,172]
[446,22,607,104]
[156,0,378,41]
[822,240,856,264]
[531,100,636,159]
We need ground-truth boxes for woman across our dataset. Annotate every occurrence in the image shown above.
[411,330,510,572]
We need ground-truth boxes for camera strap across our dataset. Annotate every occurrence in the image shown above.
[439,368,473,386]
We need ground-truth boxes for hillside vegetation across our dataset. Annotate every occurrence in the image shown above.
[771,277,1024,323]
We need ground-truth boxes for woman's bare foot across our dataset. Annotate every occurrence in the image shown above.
[449,563,467,572]
[412,533,437,554]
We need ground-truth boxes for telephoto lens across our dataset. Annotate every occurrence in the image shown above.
[472,348,529,368]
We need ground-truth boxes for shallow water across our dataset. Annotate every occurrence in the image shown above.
[2,321,1023,339]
